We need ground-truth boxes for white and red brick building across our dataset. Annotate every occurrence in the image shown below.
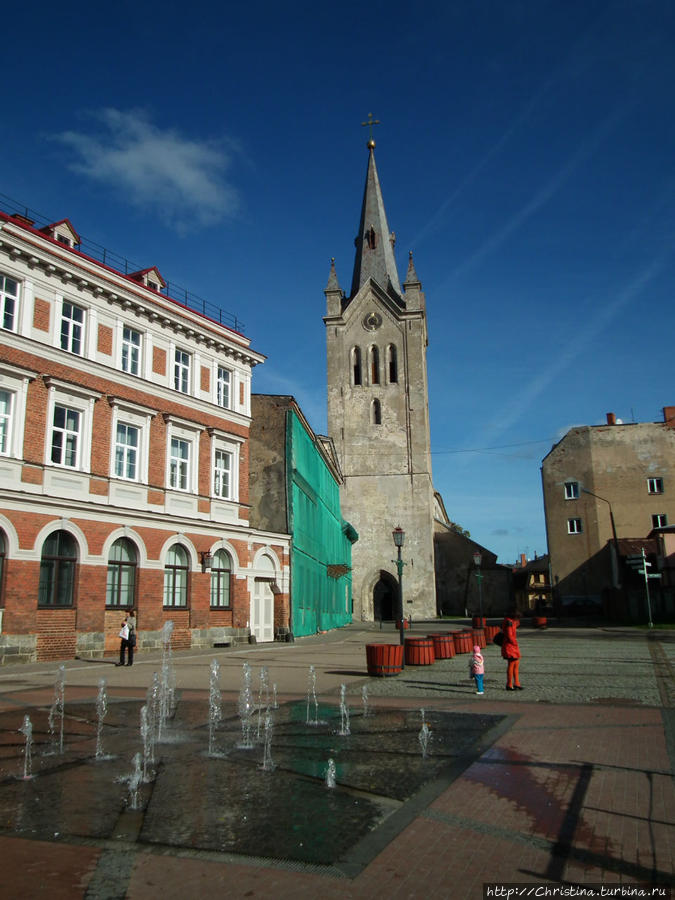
[0,208,290,662]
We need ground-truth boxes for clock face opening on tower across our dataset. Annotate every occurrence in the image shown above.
[362,312,382,332]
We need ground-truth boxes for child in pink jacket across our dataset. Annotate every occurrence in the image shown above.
[469,645,485,694]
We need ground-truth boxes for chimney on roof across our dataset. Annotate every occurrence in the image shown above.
[663,406,675,427]
[520,553,527,568]
[12,213,35,227]
[606,412,616,425]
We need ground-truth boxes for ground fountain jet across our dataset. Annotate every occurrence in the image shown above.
[325,758,336,789]
[146,673,161,749]
[18,715,33,780]
[238,662,255,749]
[306,665,319,726]
[127,752,143,810]
[418,708,431,759]
[140,705,153,782]
[256,665,270,739]
[260,708,275,772]
[158,621,175,739]
[338,684,351,736]
[361,684,370,718]
[95,678,107,760]
[208,659,222,756]
[48,664,66,755]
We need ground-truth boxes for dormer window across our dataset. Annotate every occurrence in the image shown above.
[367,226,377,250]
[40,219,80,249]
[129,267,166,294]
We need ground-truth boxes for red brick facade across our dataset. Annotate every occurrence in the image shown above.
[0,209,290,663]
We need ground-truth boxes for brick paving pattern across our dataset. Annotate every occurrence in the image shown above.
[0,622,672,899]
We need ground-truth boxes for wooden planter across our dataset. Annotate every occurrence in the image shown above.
[404,637,435,666]
[533,616,547,628]
[472,616,487,627]
[484,624,500,644]
[471,627,486,649]
[452,630,473,654]
[427,633,456,658]
[395,619,410,630]
[365,643,404,677]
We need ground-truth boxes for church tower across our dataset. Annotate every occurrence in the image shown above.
[324,136,437,622]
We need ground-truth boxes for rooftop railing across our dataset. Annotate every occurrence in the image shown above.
[0,192,244,333]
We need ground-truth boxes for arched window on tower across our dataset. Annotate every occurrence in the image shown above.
[352,347,362,386]
[387,344,398,383]
[371,399,382,425]
[370,345,380,384]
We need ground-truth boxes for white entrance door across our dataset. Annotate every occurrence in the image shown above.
[251,579,274,642]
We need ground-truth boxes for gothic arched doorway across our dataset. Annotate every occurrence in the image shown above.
[373,570,398,623]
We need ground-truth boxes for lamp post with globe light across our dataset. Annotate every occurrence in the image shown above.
[473,551,484,621]
[392,526,406,653]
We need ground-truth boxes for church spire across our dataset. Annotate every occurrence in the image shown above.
[350,142,403,303]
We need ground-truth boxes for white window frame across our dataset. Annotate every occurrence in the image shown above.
[564,481,579,500]
[216,365,232,409]
[169,437,190,491]
[652,513,668,529]
[0,272,19,332]
[213,447,233,499]
[108,398,154,484]
[0,389,12,455]
[164,415,202,494]
[647,477,664,495]
[114,422,139,480]
[567,518,583,535]
[121,325,142,376]
[174,347,191,394]
[50,404,82,468]
[208,427,242,502]
[60,300,86,355]
[0,364,35,459]
[44,378,100,473]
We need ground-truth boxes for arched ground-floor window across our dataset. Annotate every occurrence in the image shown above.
[210,549,232,607]
[106,537,137,608]
[38,530,77,607]
[163,544,189,607]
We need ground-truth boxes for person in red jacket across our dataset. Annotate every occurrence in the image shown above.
[501,608,523,691]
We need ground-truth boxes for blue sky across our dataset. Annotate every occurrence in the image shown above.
[3,0,674,563]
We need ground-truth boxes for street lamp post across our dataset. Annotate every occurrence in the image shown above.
[473,551,484,620]
[392,526,406,655]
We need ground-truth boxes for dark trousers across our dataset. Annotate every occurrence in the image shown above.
[119,638,131,666]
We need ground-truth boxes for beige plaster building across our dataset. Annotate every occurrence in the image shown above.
[541,408,675,614]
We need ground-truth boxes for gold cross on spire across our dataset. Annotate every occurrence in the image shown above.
[361,112,380,148]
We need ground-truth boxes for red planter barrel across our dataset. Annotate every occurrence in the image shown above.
[533,616,547,628]
[427,633,456,658]
[404,637,435,666]
[366,643,404,677]
[484,624,500,644]
[471,627,486,649]
[452,630,472,654]
[472,616,487,627]
[395,619,410,630]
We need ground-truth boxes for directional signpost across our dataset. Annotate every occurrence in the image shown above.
[625,548,659,627]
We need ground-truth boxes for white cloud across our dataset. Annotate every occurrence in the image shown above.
[53,109,240,230]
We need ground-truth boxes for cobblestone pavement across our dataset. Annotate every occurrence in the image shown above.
[0,621,673,899]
